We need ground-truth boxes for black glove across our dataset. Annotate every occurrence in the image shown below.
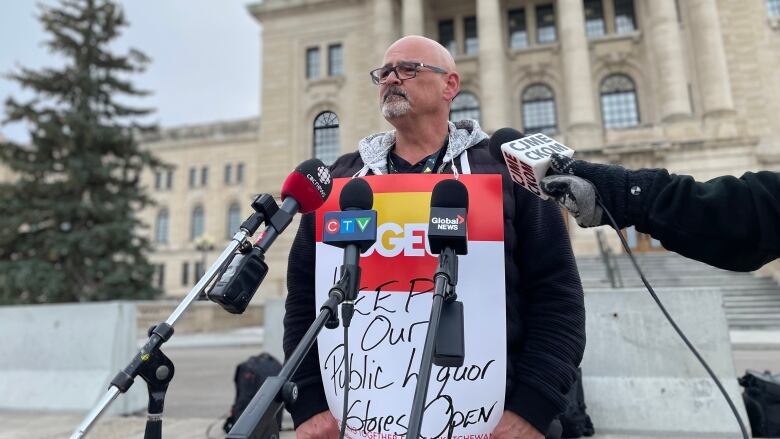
[540,154,630,228]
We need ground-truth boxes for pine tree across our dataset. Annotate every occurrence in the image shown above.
[0,0,162,303]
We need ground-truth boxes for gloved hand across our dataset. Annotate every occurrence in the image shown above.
[540,174,603,227]
[540,153,630,228]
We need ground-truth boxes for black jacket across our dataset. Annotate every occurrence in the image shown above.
[283,138,586,433]
[626,170,780,271]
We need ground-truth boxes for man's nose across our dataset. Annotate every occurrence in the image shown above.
[385,69,402,85]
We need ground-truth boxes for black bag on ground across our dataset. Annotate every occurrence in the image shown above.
[223,352,283,433]
[739,369,780,437]
[559,367,595,438]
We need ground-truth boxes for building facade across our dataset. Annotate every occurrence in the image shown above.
[139,118,275,297]
[141,0,780,296]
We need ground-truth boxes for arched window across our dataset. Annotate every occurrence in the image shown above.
[155,209,169,244]
[449,92,481,123]
[191,205,205,240]
[226,203,241,238]
[313,111,340,165]
[600,74,640,129]
[522,84,558,134]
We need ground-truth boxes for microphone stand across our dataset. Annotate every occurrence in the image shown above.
[225,261,359,439]
[70,195,279,439]
[406,247,460,439]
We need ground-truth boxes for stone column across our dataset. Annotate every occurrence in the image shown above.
[477,0,510,130]
[646,0,691,122]
[375,0,396,56]
[687,0,735,119]
[557,0,599,143]
[375,0,397,130]
[402,0,424,36]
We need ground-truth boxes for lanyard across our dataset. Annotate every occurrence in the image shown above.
[387,141,447,175]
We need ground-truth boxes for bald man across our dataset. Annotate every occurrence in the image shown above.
[284,36,584,439]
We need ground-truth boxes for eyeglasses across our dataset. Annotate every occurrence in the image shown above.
[369,61,448,85]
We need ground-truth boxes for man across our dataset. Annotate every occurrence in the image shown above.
[540,154,779,271]
[284,36,585,439]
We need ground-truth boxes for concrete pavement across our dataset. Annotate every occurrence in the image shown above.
[4,327,778,438]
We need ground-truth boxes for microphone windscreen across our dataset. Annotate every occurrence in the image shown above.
[281,158,333,213]
[430,179,469,212]
[489,127,525,164]
[339,177,373,211]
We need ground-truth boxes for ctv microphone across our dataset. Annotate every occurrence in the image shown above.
[209,159,333,314]
[322,178,377,327]
[489,128,574,199]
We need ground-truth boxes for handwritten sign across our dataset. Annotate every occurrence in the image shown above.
[315,175,506,438]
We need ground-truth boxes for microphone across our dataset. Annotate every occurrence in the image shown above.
[428,179,469,255]
[427,179,468,368]
[488,128,574,199]
[209,159,333,314]
[407,178,469,439]
[322,178,377,326]
[322,178,377,439]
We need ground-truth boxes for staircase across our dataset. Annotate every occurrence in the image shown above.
[577,252,780,330]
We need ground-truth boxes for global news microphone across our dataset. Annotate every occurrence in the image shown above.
[540,154,780,272]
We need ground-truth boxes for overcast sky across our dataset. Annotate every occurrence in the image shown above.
[0,0,261,143]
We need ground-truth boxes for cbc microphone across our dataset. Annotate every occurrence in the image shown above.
[209,159,333,314]
[488,128,574,199]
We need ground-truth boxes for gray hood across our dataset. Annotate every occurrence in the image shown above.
[354,119,488,176]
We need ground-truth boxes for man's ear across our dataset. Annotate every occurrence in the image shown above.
[443,72,460,102]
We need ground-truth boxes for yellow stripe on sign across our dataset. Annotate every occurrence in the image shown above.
[373,192,431,224]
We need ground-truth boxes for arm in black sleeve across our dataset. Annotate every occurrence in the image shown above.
[630,170,780,271]
[284,212,329,427]
[545,154,780,271]
[504,190,586,432]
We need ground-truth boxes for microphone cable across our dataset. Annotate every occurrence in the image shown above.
[596,196,749,439]
[338,324,350,439]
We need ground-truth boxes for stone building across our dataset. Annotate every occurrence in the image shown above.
[141,0,780,296]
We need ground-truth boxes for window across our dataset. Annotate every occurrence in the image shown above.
[313,111,340,165]
[585,0,606,38]
[768,0,780,17]
[237,163,245,184]
[464,16,478,55]
[227,203,241,238]
[194,261,204,280]
[191,205,205,240]
[508,9,529,49]
[224,163,232,184]
[449,92,481,123]
[154,171,162,190]
[306,47,320,79]
[156,264,165,289]
[165,169,173,189]
[189,167,196,188]
[601,74,640,129]
[181,262,189,286]
[614,0,637,33]
[536,4,557,44]
[438,20,457,55]
[155,209,169,244]
[200,166,208,186]
[328,44,343,76]
[522,84,558,134]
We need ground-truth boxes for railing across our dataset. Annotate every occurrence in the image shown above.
[596,229,623,288]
